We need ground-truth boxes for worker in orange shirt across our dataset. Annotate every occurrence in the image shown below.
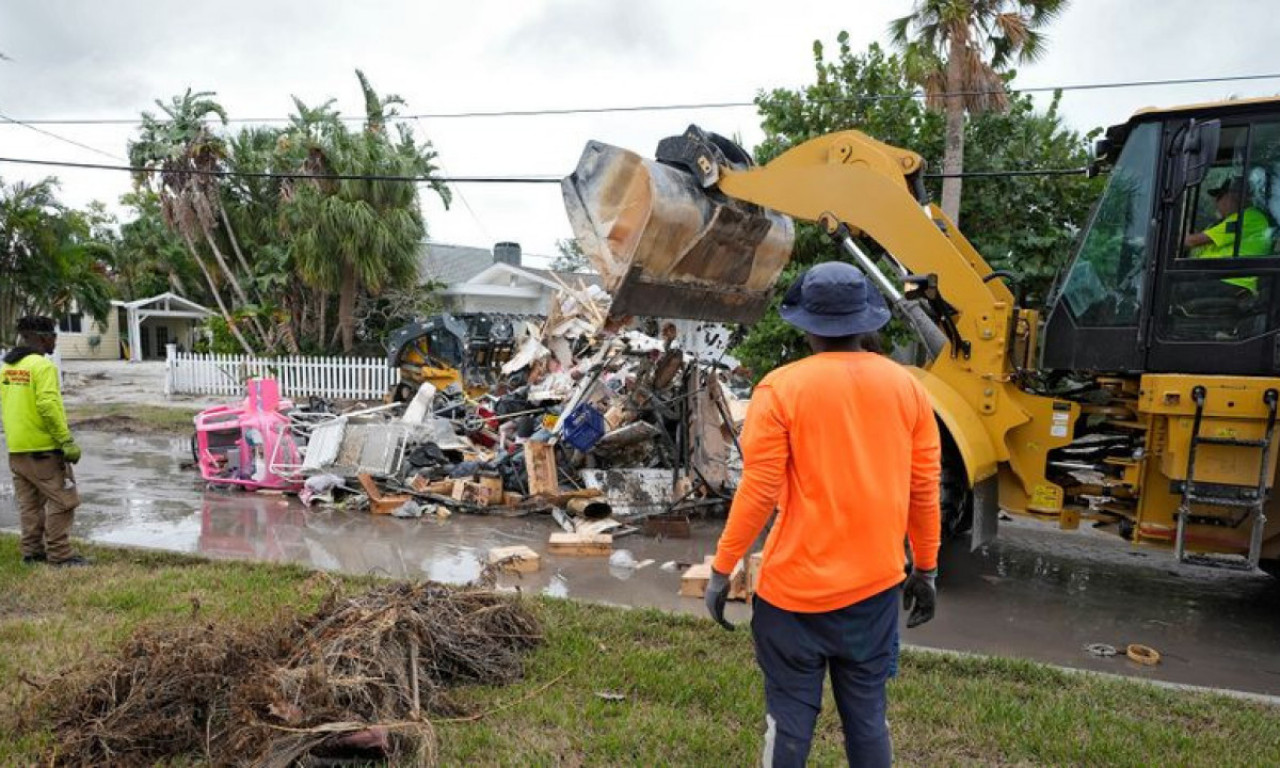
[705,262,941,768]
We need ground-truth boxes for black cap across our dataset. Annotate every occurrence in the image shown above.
[1208,176,1243,198]
[16,316,56,334]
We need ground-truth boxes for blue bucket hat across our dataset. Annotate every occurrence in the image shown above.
[778,262,891,338]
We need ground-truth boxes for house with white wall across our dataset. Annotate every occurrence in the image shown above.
[51,292,213,361]
[419,241,600,316]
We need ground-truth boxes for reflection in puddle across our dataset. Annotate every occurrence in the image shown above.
[3,430,1279,695]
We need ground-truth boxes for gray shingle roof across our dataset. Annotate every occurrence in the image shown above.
[418,242,494,285]
[419,241,604,291]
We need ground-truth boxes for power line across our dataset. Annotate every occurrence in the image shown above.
[0,154,1094,182]
[4,72,1280,126]
[0,155,563,183]
[925,167,1089,179]
[0,111,125,160]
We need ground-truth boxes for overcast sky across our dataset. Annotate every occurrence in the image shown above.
[2,0,1277,267]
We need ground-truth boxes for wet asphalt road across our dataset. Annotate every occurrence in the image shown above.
[1,431,1278,696]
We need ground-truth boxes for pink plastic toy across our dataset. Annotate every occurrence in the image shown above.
[194,378,303,491]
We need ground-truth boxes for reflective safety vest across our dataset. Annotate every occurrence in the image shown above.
[1195,207,1275,290]
[0,350,73,453]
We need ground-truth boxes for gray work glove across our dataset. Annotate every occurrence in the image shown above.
[902,568,937,628]
[704,568,734,631]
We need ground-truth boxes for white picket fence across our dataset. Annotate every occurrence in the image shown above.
[164,345,397,400]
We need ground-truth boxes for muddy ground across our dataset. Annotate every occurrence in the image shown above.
[2,430,1278,696]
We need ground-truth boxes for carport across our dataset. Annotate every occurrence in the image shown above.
[121,292,213,362]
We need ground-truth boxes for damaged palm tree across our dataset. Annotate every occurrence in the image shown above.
[129,89,271,356]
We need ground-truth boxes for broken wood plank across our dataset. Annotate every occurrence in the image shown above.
[477,473,504,504]
[747,552,763,599]
[679,562,713,598]
[525,441,559,497]
[728,559,749,602]
[547,532,612,556]
[452,480,494,506]
[547,488,603,505]
[357,473,413,516]
[487,545,541,573]
[410,476,455,496]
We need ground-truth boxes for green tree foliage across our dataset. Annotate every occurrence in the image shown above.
[122,73,451,356]
[109,190,200,301]
[732,35,1102,378]
[128,89,261,355]
[279,70,451,353]
[277,70,453,353]
[890,0,1069,224]
[0,177,114,346]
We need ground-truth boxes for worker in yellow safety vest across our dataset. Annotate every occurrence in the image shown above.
[1,316,88,566]
[1185,175,1275,292]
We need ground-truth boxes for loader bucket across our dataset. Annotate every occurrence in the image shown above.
[562,140,794,324]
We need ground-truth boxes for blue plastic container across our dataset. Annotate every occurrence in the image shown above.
[563,403,606,452]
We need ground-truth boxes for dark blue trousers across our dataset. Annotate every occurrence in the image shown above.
[751,586,899,768]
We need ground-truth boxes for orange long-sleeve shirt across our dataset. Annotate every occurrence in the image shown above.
[713,351,941,613]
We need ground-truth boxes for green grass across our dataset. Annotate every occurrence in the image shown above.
[64,403,200,436]
[1,534,1277,766]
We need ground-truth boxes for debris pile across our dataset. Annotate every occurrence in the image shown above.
[251,282,750,543]
[37,580,540,767]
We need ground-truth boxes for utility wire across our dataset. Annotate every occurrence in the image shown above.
[0,154,1093,182]
[4,72,1280,126]
[0,110,125,161]
[925,166,1089,179]
[0,155,563,183]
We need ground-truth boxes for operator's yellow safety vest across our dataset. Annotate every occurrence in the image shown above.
[1194,207,1275,291]
[0,351,73,453]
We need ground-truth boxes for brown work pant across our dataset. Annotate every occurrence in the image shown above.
[9,452,81,562]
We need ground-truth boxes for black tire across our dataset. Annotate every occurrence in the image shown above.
[940,430,973,539]
[190,432,199,465]
[392,382,415,403]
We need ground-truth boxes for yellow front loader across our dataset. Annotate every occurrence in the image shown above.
[563,98,1280,575]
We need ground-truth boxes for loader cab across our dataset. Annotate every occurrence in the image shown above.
[1043,99,1280,376]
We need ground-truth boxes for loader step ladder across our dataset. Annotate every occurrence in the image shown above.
[1175,386,1279,570]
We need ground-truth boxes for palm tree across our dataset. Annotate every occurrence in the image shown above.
[283,71,451,353]
[128,89,265,355]
[890,0,1068,225]
[0,178,113,345]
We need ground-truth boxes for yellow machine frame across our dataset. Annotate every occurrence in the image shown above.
[709,129,1279,562]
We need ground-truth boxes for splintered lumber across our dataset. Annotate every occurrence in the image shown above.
[547,532,612,556]
[525,441,559,497]
[682,556,748,600]
[410,476,455,496]
[477,473,504,503]
[452,480,496,506]
[487,545,541,573]
[357,473,412,516]
[727,559,749,602]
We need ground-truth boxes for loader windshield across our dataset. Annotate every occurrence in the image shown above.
[1060,122,1161,326]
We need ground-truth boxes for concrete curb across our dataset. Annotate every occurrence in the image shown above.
[902,641,1280,707]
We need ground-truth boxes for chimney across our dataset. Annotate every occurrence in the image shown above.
[493,241,522,267]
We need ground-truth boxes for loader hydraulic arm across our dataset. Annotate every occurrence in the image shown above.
[712,128,1015,362]
[563,126,1080,511]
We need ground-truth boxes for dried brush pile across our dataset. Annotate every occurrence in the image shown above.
[36,580,541,767]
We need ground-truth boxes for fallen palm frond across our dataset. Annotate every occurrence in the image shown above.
[35,580,541,767]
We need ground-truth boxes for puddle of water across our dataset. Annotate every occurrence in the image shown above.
[0,430,1276,694]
